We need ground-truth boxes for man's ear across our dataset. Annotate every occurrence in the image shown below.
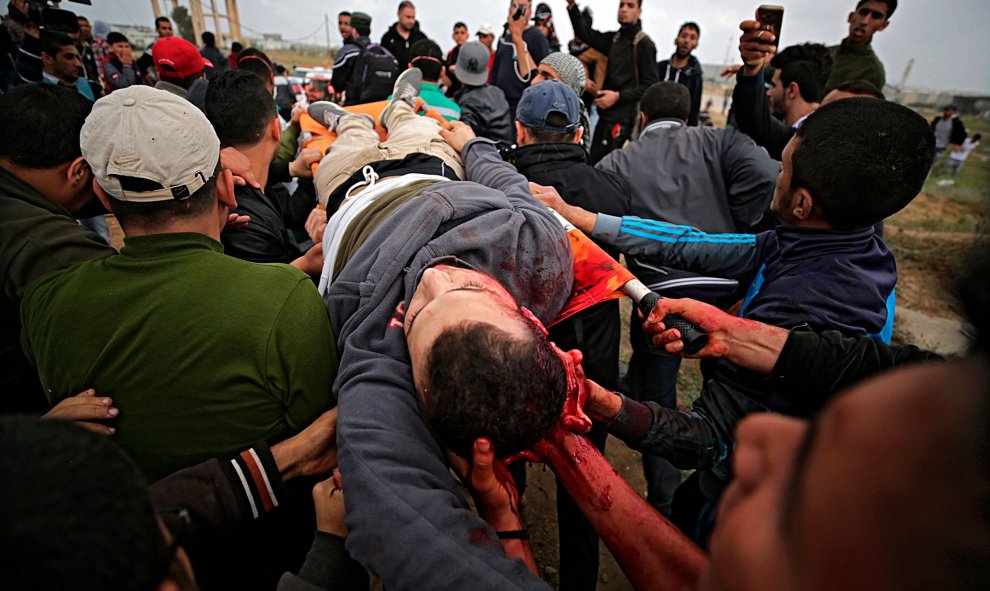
[572,127,584,145]
[787,81,801,100]
[640,112,648,129]
[877,19,890,32]
[216,169,237,209]
[440,65,446,79]
[791,188,814,221]
[269,117,281,143]
[515,121,527,145]
[847,11,854,24]
[92,178,114,212]
[65,156,89,189]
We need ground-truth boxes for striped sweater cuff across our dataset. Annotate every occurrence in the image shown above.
[221,443,289,520]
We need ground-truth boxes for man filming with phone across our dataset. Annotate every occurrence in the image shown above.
[567,0,658,164]
[490,0,551,135]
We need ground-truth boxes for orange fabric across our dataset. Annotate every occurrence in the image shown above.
[550,225,634,327]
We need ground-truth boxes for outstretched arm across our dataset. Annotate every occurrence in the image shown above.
[534,424,706,591]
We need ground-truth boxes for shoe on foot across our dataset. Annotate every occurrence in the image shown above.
[381,67,422,130]
[308,101,374,132]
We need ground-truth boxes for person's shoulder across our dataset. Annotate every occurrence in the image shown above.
[21,252,107,307]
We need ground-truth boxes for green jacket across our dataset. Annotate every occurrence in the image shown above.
[21,232,337,480]
[826,40,885,93]
[0,166,114,412]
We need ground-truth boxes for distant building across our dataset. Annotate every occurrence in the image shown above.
[256,33,290,51]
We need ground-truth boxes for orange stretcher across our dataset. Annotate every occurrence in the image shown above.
[299,98,452,176]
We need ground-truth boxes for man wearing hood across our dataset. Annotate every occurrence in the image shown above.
[657,22,703,126]
[380,0,427,69]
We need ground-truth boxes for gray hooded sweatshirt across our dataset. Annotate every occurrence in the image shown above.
[325,139,572,590]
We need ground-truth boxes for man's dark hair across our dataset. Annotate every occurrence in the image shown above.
[155,16,171,27]
[353,20,371,37]
[237,47,274,83]
[422,320,566,459]
[205,70,276,148]
[679,21,699,37]
[973,134,983,142]
[523,111,579,144]
[77,15,89,23]
[39,32,74,58]
[409,38,444,81]
[0,83,91,169]
[339,10,351,17]
[107,162,221,229]
[106,31,129,46]
[453,21,467,31]
[202,31,216,46]
[856,0,896,18]
[231,41,243,53]
[770,43,833,104]
[0,417,165,591]
[835,79,885,99]
[398,0,415,11]
[159,68,204,89]
[791,97,934,229]
[641,80,691,122]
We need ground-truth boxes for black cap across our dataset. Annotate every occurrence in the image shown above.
[350,12,372,30]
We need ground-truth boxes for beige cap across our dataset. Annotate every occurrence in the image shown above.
[476,23,495,36]
[81,86,220,202]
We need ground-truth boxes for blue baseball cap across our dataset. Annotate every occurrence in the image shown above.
[516,80,581,134]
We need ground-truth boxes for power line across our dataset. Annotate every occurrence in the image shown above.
[190,0,326,43]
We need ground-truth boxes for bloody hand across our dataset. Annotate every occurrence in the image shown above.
[552,343,593,434]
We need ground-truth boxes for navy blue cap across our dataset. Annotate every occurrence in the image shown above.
[516,80,580,134]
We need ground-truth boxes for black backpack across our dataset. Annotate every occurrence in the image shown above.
[346,42,400,104]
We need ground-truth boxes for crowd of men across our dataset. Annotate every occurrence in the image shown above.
[1,0,988,590]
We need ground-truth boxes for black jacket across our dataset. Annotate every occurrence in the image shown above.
[732,69,792,160]
[567,5,658,122]
[380,21,427,69]
[657,54,703,126]
[930,115,967,147]
[507,142,630,259]
[222,184,310,265]
[606,327,942,472]
[454,84,514,147]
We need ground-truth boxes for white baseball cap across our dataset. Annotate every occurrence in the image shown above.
[81,86,220,202]
[476,23,495,36]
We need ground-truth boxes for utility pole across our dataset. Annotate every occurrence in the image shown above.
[325,13,331,54]
[189,0,205,46]
[226,0,241,42]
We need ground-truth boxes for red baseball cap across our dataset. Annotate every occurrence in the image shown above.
[152,36,213,78]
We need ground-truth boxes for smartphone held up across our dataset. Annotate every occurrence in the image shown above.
[756,4,784,47]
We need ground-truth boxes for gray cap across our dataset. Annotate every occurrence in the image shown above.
[455,40,490,87]
[539,52,587,99]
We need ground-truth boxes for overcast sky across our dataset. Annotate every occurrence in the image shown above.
[80,0,990,94]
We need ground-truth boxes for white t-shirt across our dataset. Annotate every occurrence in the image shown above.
[949,138,979,161]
